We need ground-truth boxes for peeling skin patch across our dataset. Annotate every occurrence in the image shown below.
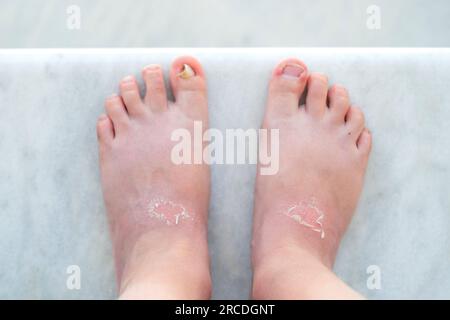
[283,198,325,239]
[147,197,193,226]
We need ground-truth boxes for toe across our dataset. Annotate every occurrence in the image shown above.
[170,56,208,120]
[266,58,308,117]
[96,113,114,144]
[344,106,365,141]
[306,73,328,117]
[119,75,145,116]
[142,65,168,112]
[357,128,372,154]
[327,84,350,123]
[105,94,128,131]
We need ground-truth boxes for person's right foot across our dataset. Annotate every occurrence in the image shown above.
[252,58,372,299]
[97,56,211,299]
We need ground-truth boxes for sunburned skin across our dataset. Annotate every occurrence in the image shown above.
[147,197,193,226]
[282,198,325,239]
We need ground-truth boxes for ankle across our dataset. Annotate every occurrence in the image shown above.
[119,268,211,299]
[118,231,211,299]
[252,246,331,299]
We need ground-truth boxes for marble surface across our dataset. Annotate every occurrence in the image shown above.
[0,48,449,299]
[1,0,450,47]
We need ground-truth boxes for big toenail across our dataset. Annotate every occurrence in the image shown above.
[282,64,304,79]
[177,64,195,79]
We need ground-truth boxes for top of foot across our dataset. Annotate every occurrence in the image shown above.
[253,57,372,271]
[97,56,211,299]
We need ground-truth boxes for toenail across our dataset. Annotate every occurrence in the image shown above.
[107,93,118,99]
[122,76,134,83]
[98,114,108,121]
[177,64,195,79]
[282,64,305,79]
[334,85,346,94]
[313,73,328,83]
[144,64,160,71]
[143,65,161,75]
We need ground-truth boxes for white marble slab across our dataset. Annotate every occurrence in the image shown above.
[0,49,449,299]
[2,0,450,47]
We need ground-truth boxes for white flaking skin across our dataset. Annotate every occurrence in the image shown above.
[283,198,325,239]
[147,197,193,226]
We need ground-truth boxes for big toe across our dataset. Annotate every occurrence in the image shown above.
[266,58,308,118]
[170,56,208,120]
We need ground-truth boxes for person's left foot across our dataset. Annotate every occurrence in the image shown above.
[251,58,371,299]
[97,56,211,299]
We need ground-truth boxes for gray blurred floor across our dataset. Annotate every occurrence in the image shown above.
[0,0,449,47]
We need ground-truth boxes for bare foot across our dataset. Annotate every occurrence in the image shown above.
[97,56,211,299]
[252,58,372,299]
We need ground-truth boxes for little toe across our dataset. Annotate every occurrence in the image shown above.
[170,56,208,120]
[105,94,128,132]
[306,73,328,118]
[327,84,350,123]
[119,75,145,117]
[266,58,308,117]
[142,64,168,112]
[356,128,372,155]
[344,106,365,142]
[96,113,114,145]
